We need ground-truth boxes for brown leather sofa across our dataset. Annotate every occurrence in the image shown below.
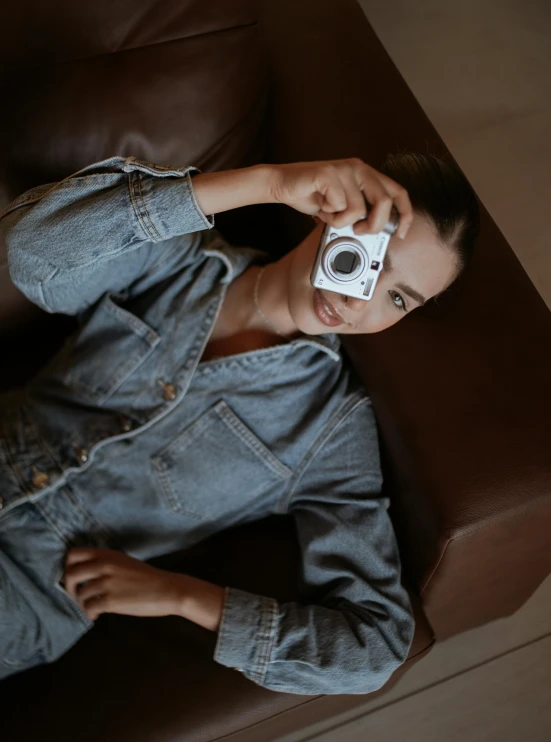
[1,1,550,740]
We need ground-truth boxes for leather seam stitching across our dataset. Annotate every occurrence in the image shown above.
[7,21,259,71]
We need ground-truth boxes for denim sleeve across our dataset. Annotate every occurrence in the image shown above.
[214,396,415,695]
[0,156,213,314]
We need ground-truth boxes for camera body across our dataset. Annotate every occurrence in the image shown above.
[310,212,399,301]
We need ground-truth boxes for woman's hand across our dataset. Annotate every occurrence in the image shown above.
[192,158,412,238]
[64,547,185,621]
[271,158,413,239]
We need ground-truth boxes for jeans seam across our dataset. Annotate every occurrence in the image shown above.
[128,172,156,241]
[136,172,163,242]
[257,597,278,684]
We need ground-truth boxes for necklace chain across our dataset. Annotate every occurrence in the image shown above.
[253,266,287,338]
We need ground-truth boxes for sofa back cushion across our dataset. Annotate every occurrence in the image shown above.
[0,0,266,204]
[0,0,267,382]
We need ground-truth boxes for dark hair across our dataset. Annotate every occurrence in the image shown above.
[379,152,480,271]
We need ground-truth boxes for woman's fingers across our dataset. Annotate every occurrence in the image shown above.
[321,177,367,229]
[353,167,410,238]
[315,163,362,224]
[274,158,413,237]
[64,547,119,598]
[376,172,413,239]
[355,169,413,238]
[64,560,103,598]
[65,546,102,567]
[355,188,394,236]
[76,577,108,604]
[81,593,109,621]
[316,170,348,215]
[313,160,412,239]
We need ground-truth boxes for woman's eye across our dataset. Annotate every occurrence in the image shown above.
[389,290,407,312]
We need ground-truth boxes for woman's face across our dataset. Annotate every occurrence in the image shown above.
[286,214,459,335]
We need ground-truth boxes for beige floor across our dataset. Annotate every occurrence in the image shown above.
[273,574,551,742]
[358,0,551,309]
[274,2,551,740]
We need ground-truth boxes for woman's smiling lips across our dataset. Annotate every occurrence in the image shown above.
[313,289,345,327]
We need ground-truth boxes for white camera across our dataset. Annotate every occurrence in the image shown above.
[310,210,399,301]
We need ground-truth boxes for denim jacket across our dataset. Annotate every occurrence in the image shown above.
[0,157,414,694]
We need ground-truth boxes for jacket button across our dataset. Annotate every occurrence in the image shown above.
[75,446,89,464]
[158,380,177,401]
[32,469,49,489]
[119,415,132,433]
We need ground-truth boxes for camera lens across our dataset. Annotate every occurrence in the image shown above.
[333,251,358,275]
[323,237,366,284]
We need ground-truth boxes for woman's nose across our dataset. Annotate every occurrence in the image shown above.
[344,296,368,313]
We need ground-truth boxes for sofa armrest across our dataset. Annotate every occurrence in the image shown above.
[258,0,551,638]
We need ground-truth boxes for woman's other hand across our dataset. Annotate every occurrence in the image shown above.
[64,547,185,621]
[271,158,413,239]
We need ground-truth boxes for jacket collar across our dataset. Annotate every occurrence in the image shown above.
[203,239,342,363]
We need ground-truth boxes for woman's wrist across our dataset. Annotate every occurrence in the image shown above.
[191,164,278,216]
[173,572,226,633]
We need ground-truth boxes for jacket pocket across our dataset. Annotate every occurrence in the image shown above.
[64,293,160,405]
[152,400,292,521]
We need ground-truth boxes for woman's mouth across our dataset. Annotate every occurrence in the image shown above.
[313,289,344,327]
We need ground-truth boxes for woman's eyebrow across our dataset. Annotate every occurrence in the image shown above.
[396,282,426,305]
[382,252,426,304]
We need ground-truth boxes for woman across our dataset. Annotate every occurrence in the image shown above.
[0,154,479,693]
